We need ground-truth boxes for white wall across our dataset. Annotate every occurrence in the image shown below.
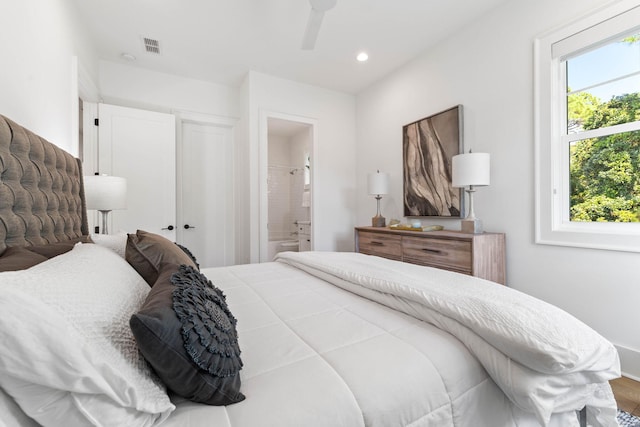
[241,71,357,263]
[236,77,251,264]
[268,135,291,165]
[99,61,240,118]
[355,0,640,377]
[0,0,98,155]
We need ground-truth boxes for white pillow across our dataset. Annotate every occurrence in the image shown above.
[91,233,127,258]
[0,243,174,426]
[0,385,39,427]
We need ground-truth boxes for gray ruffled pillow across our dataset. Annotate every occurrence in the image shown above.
[130,263,244,405]
[172,265,242,378]
[175,243,200,270]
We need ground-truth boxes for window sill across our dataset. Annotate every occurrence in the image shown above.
[536,223,640,253]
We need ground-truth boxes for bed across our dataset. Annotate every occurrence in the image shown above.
[0,114,621,427]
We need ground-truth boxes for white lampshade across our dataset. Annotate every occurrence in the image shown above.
[368,171,389,195]
[452,153,490,188]
[84,175,127,211]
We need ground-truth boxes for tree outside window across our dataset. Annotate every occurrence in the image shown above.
[565,34,640,222]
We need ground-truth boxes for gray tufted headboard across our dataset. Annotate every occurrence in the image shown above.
[0,115,89,253]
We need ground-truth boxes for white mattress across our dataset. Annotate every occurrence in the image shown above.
[162,260,585,427]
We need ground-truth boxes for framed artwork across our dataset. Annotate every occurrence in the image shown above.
[403,105,463,217]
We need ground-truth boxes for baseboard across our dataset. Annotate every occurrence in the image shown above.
[616,344,640,381]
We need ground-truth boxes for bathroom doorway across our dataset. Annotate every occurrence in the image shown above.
[260,112,316,262]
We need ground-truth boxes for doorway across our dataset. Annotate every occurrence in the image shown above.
[259,112,317,262]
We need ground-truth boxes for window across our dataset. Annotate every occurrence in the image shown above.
[304,153,311,188]
[567,33,640,223]
[535,1,640,252]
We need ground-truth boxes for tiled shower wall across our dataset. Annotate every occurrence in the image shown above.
[268,166,293,240]
[268,130,311,241]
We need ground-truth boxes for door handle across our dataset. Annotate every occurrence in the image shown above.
[162,225,174,230]
[184,224,196,230]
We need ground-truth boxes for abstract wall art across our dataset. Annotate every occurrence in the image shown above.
[403,105,464,217]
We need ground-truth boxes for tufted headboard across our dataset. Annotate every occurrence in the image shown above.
[0,115,89,253]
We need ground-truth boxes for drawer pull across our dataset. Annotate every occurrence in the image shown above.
[421,248,442,254]
[370,241,385,246]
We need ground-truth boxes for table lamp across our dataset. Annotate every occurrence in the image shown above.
[452,151,490,234]
[368,170,389,227]
[84,174,127,234]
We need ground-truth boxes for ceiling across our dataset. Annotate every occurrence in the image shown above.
[70,0,509,94]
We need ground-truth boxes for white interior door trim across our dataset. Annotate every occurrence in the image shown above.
[174,110,239,128]
[259,110,318,263]
[81,101,99,234]
[72,56,100,158]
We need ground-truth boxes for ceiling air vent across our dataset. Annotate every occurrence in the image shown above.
[143,37,161,54]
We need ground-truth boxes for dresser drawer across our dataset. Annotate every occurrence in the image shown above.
[355,227,506,284]
[402,236,472,273]
[358,231,402,260]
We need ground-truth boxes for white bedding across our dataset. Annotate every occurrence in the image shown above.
[0,244,173,426]
[0,249,619,426]
[274,251,620,425]
[162,252,619,427]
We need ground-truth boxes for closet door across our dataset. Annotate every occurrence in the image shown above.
[178,121,234,267]
[98,103,176,240]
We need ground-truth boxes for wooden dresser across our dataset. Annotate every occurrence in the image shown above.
[354,226,506,285]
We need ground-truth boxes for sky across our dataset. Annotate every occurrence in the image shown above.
[568,34,640,102]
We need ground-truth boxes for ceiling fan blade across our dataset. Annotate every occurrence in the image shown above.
[301,9,325,50]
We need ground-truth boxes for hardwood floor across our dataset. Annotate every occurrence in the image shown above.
[612,377,640,417]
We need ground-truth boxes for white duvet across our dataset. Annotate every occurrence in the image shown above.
[275,251,620,426]
[160,251,619,427]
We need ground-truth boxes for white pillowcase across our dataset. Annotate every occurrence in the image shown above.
[91,232,127,258]
[0,385,39,427]
[0,243,174,426]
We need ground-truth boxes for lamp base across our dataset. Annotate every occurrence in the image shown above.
[461,218,483,234]
[98,210,112,235]
[371,214,386,227]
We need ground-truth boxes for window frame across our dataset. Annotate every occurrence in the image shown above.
[534,0,640,252]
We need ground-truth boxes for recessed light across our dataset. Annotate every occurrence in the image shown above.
[356,52,369,62]
[121,53,137,61]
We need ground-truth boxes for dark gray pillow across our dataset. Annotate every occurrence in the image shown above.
[0,246,48,272]
[126,230,198,286]
[24,241,77,258]
[130,263,244,405]
[0,236,94,272]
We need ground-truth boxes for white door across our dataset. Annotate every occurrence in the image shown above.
[178,122,234,267]
[98,103,176,240]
